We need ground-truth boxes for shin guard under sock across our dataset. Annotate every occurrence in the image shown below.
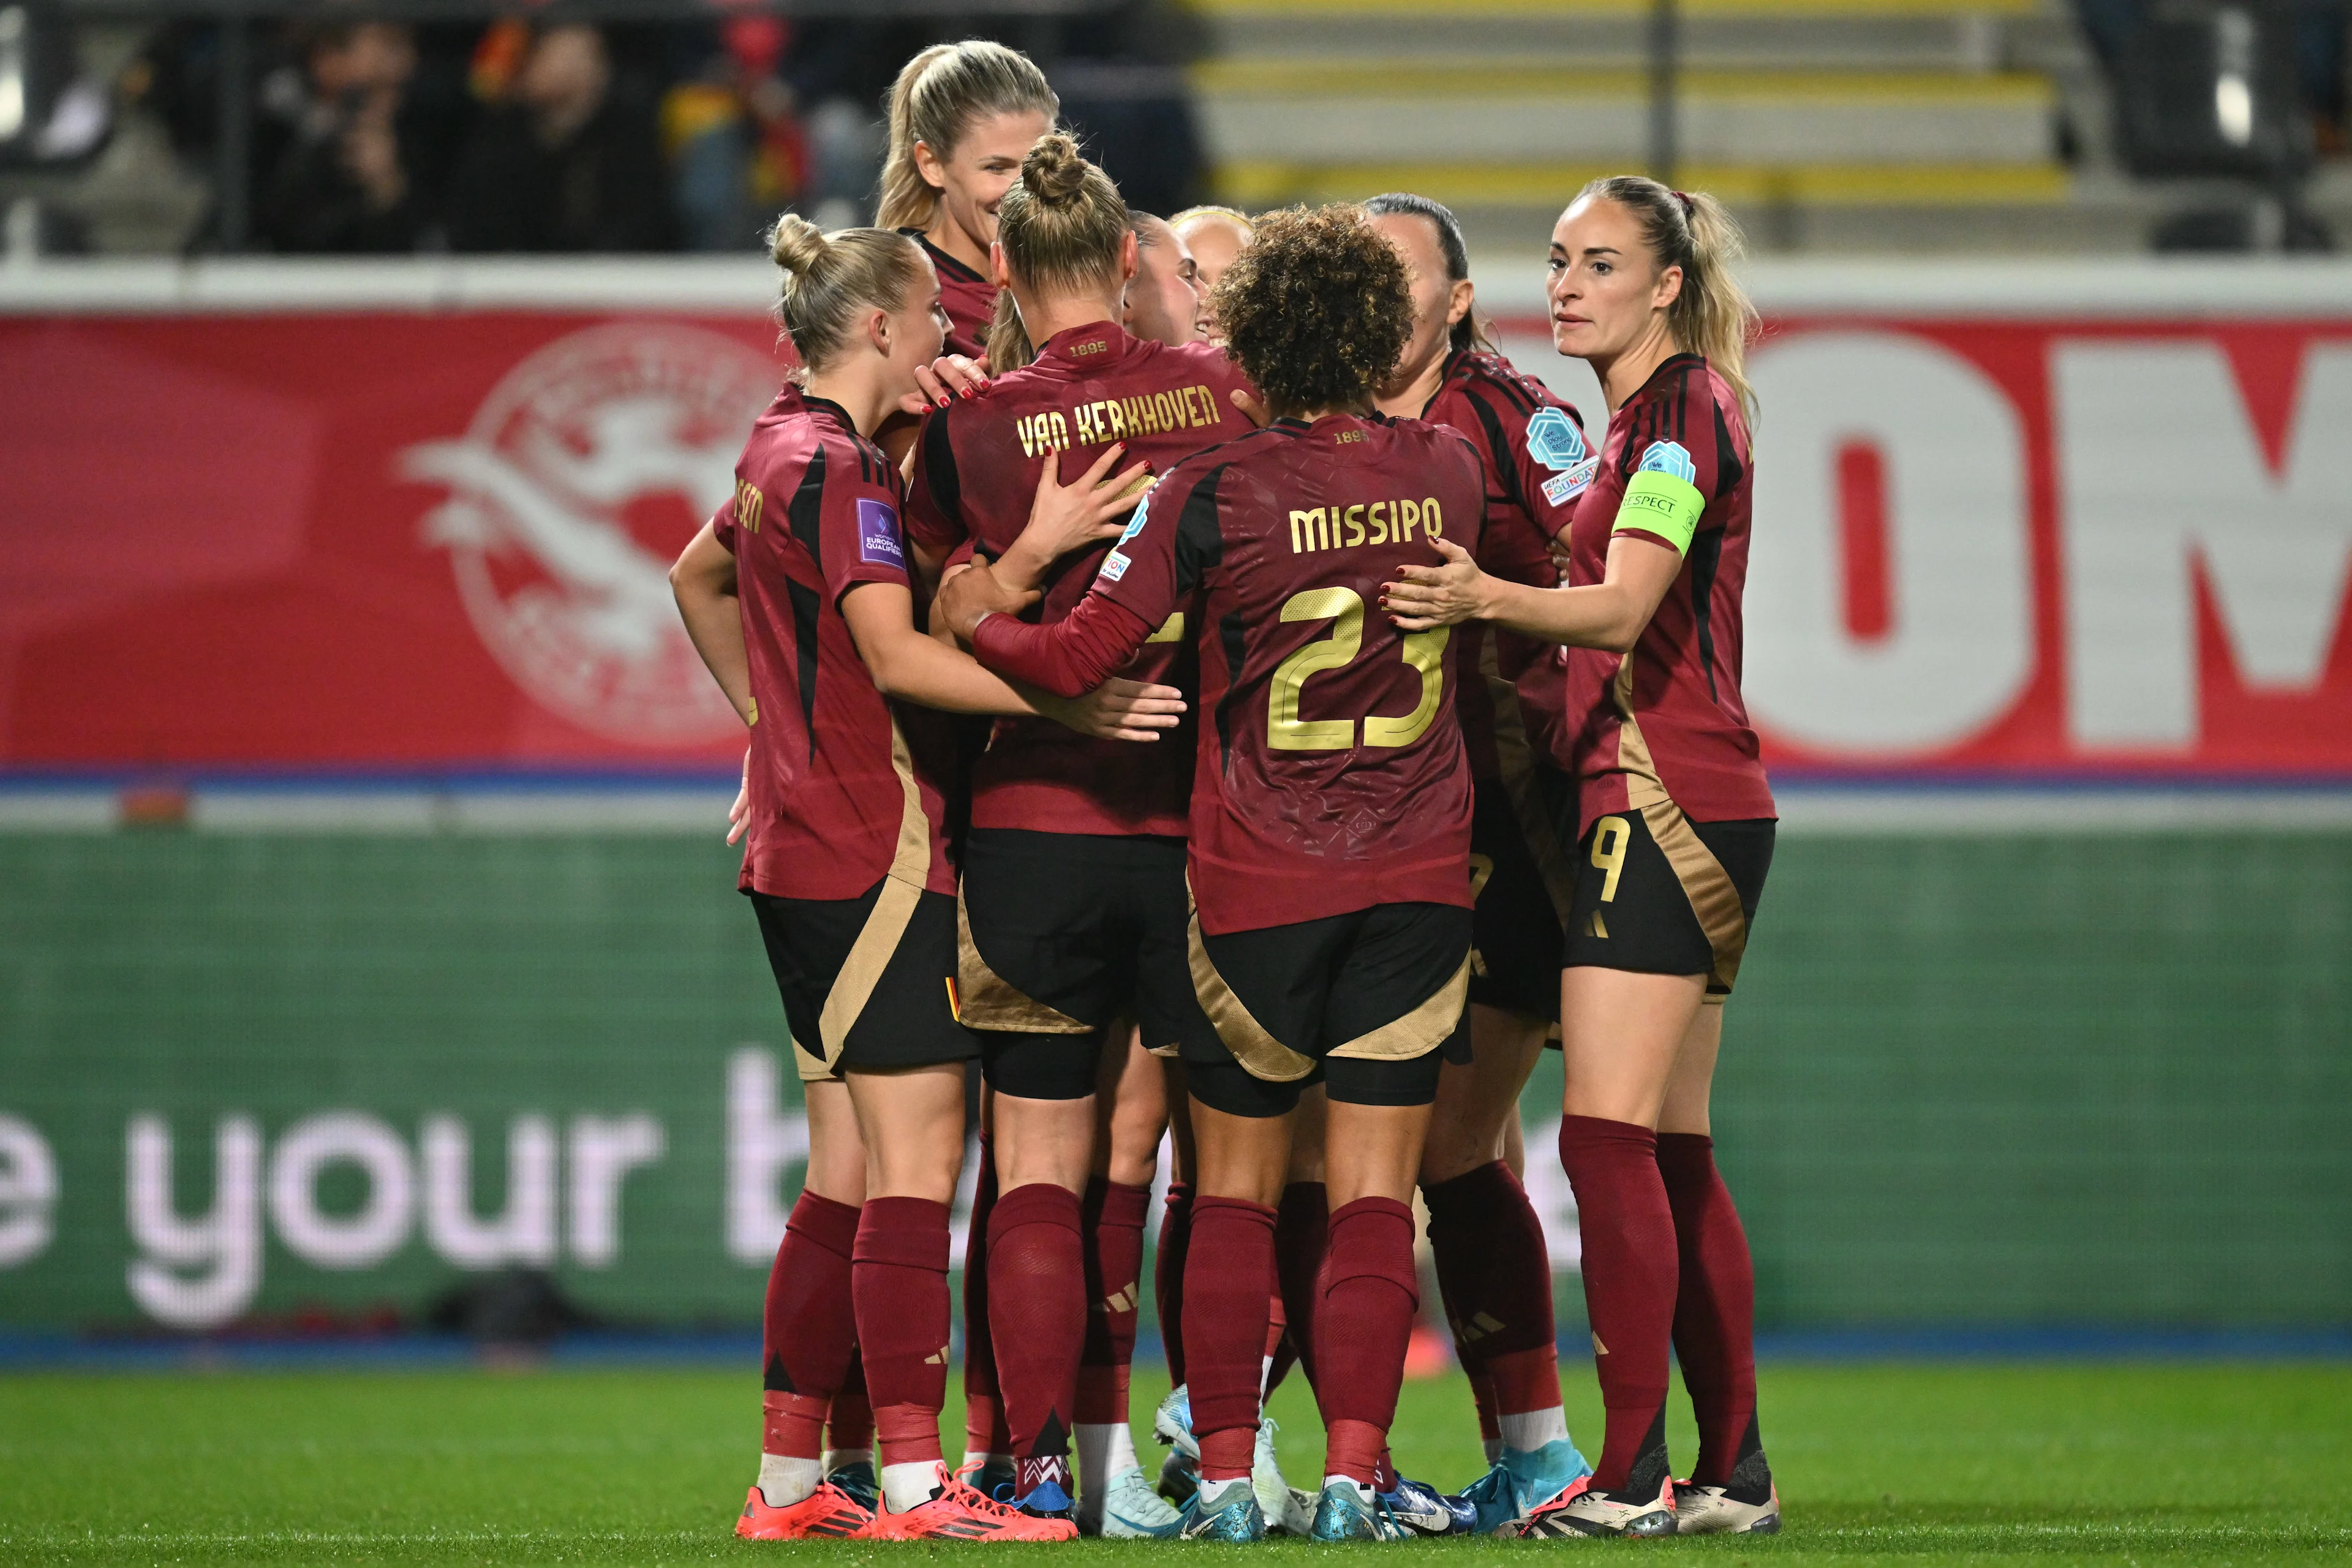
[763,1191,860,1400]
[853,1196,952,1472]
[1155,1182,1194,1388]
[1656,1131,1760,1487]
[987,1182,1087,1473]
[1183,1196,1276,1483]
[1312,1197,1418,1476]
[1556,1116,1676,1493]
[1077,1178,1148,1425]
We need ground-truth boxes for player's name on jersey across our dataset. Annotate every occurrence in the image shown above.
[1013,385,1228,458]
[1288,497,1448,555]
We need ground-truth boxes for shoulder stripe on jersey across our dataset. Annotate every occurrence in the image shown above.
[1461,389,1528,514]
[788,441,827,571]
[921,409,965,537]
[786,578,823,762]
[1215,608,1248,777]
[1713,399,1744,496]
[1172,461,1233,599]
[1672,363,1691,445]
[1484,367,1539,417]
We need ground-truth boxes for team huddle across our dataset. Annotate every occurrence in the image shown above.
[670,37,1780,1546]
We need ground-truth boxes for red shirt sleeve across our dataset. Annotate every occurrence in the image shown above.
[712,492,741,555]
[972,594,1158,698]
[820,459,915,608]
[902,407,970,557]
[1510,394,1590,545]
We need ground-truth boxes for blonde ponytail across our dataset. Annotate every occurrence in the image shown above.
[1575,175,1759,428]
[996,131,1128,298]
[767,214,925,380]
[875,41,1058,232]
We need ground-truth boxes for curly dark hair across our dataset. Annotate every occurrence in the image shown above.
[1210,204,1413,420]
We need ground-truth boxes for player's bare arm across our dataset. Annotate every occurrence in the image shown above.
[841,581,1179,741]
[668,519,755,725]
[1381,530,1681,654]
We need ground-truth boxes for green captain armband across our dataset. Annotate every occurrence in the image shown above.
[1615,469,1703,559]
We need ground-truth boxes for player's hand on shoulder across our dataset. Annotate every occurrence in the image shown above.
[1007,442,1154,575]
[898,353,992,417]
[1033,678,1188,744]
[1229,386,1270,429]
[1382,537,1491,630]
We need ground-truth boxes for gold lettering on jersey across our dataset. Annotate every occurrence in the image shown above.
[1335,429,1365,443]
[1286,497,1446,554]
[734,478,764,533]
[1016,410,1072,459]
[1061,384,1223,456]
[1069,339,1108,356]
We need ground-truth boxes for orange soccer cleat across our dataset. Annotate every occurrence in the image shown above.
[862,1471,1079,1542]
[735,1480,874,1540]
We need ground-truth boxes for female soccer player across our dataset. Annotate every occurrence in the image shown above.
[671,216,1182,1544]
[902,133,1258,1534]
[1381,176,1779,1539]
[1364,190,1594,1533]
[943,203,1490,1544]
[876,41,1056,361]
[1167,206,1252,341]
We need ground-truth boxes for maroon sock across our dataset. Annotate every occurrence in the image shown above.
[1273,1180,1329,1391]
[853,1196,952,1470]
[1183,1196,1276,1482]
[961,1136,1010,1455]
[1312,1197,1417,1484]
[1155,1182,1194,1388]
[827,1351,873,1453]
[987,1182,1086,1479]
[1077,1178,1149,1425]
[1656,1132,1760,1487]
[1426,1161,1561,1431]
[1262,1294,1290,1393]
[763,1191,860,1399]
[1557,1116,1676,1494]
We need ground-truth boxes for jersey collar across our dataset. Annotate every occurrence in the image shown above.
[797,390,862,436]
[902,228,989,286]
[1627,351,1706,406]
[1035,318,1136,372]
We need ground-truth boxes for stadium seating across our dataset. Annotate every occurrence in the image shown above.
[1183,0,2091,251]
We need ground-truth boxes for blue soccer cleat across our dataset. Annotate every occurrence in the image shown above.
[1310,1479,1410,1541]
[1461,1438,1594,1536]
[1379,1472,1476,1536]
[1178,1477,1267,1541]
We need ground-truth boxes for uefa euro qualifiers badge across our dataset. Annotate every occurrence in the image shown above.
[401,323,780,745]
[1525,406,1597,507]
[856,498,907,568]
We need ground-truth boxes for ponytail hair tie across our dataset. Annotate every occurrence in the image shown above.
[1670,189,1694,215]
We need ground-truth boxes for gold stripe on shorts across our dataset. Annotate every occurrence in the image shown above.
[807,720,944,1081]
[1328,952,1471,1061]
[954,888,1092,1034]
[1186,886,1317,1084]
[1611,655,1751,998]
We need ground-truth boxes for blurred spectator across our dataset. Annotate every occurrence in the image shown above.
[444,23,677,252]
[662,16,810,252]
[253,21,457,253]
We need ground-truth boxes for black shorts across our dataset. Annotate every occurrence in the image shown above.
[1180,902,1474,1119]
[748,877,978,1082]
[1466,769,1577,1024]
[1561,808,1774,1002]
[957,827,1191,1100]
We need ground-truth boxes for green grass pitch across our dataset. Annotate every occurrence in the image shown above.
[4,1360,2347,1565]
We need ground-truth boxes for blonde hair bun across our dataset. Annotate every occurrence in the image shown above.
[1022,132,1089,206]
[769,213,830,277]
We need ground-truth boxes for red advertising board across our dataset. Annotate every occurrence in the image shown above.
[4,292,2350,778]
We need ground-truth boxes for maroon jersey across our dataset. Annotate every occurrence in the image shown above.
[720,385,958,899]
[1415,348,1591,780]
[905,319,1254,839]
[903,230,996,361]
[1534,353,1775,835]
[974,413,1487,936]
